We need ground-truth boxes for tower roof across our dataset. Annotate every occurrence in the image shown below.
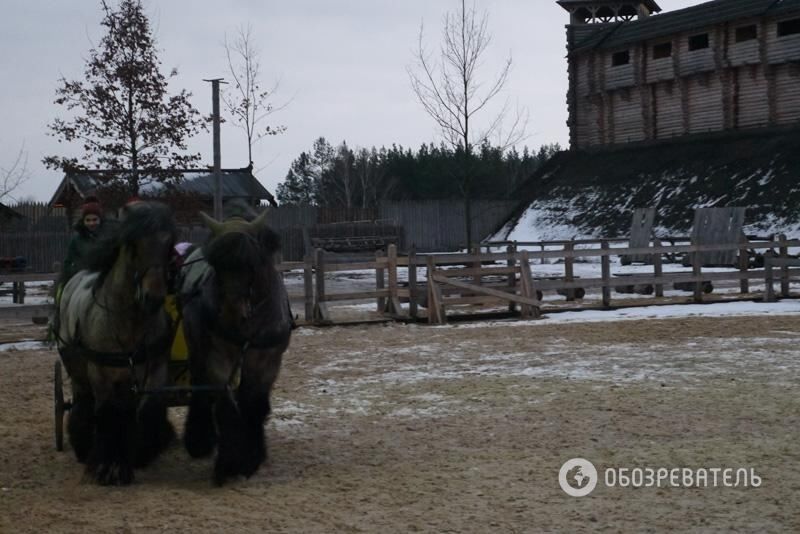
[557,0,662,11]
[572,0,794,52]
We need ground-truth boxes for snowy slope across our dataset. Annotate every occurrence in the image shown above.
[493,127,800,242]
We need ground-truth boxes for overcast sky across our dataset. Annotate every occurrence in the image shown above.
[0,0,705,203]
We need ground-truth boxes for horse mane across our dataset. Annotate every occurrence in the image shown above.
[204,226,281,274]
[86,202,176,285]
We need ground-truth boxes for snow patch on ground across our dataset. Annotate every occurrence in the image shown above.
[0,341,47,352]
[284,305,800,421]
[445,300,800,327]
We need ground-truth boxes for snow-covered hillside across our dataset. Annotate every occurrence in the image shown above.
[493,128,800,242]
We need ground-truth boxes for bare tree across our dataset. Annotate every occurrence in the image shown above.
[223,25,287,166]
[355,148,396,209]
[408,0,526,247]
[1,144,31,203]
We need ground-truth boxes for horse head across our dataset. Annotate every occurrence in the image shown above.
[89,201,177,315]
[200,210,280,332]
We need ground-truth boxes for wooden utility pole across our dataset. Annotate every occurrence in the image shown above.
[205,78,227,220]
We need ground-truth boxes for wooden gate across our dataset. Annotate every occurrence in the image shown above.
[425,252,541,324]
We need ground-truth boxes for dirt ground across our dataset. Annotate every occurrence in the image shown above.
[1,313,799,533]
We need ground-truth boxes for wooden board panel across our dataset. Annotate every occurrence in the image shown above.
[691,207,746,266]
[431,274,540,307]
[623,208,656,264]
[736,65,769,129]
[766,27,800,64]
[611,89,644,144]
[688,74,724,134]
[654,80,683,139]
[774,63,800,125]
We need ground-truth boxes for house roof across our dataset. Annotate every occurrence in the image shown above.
[572,0,795,52]
[0,201,24,220]
[49,167,275,207]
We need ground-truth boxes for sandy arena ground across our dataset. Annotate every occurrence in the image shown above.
[1,313,799,533]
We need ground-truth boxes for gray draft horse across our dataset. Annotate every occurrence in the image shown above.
[56,202,177,485]
[178,209,292,485]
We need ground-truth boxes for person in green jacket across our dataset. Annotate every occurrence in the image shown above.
[59,196,105,288]
[51,196,105,341]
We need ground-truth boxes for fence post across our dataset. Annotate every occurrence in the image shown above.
[408,245,418,319]
[303,254,313,322]
[564,242,575,301]
[426,255,445,324]
[764,250,775,302]
[376,249,386,312]
[653,238,664,298]
[601,240,611,308]
[12,281,25,304]
[386,244,402,316]
[507,244,517,314]
[313,248,330,324]
[738,234,749,295]
[472,246,482,287]
[519,250,540,319]
[779,233,789,298]
[692,243,703,303]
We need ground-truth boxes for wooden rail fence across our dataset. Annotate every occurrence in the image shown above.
[3,236,799,326]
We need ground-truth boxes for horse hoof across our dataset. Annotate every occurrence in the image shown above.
[135,420,176,468]
[184,418,217,459]
[91,462,134,486]
[213,466,233,487]
[184,432,216,459]
[212,455,243,486]
[240,446,266,479]
[184,406,217,459]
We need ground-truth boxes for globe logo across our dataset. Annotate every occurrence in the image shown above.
[559,458,598,497]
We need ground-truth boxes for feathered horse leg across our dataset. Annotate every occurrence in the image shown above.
[86,366,136,486]
[212,388,249,485]
[134,319,176,468]
[236,346,286,478]
[60,347,94,463]
[183,310,219,459]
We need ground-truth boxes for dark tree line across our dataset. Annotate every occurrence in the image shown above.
[276,137,561,207]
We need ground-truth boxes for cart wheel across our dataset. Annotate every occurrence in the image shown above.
[54,360,65,452]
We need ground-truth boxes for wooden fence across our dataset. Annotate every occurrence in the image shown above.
[265,200,515,260]
[300,235,800,325]
[0,199,516,271]
[5,236,798,325]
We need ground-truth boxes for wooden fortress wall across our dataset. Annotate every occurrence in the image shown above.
[568,13,800,148]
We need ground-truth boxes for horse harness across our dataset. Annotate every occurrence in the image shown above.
[68,335,149,369]
[56,272,166,370]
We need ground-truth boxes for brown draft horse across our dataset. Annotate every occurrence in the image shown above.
[57,202,177,485]
[178,209,292,485]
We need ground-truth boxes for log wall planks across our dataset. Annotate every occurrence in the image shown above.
[567,12,800,149]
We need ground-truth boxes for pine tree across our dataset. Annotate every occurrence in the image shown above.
[276,152,315,205]
[44,0,205,195]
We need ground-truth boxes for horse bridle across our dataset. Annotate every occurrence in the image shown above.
[210,285,277,349]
